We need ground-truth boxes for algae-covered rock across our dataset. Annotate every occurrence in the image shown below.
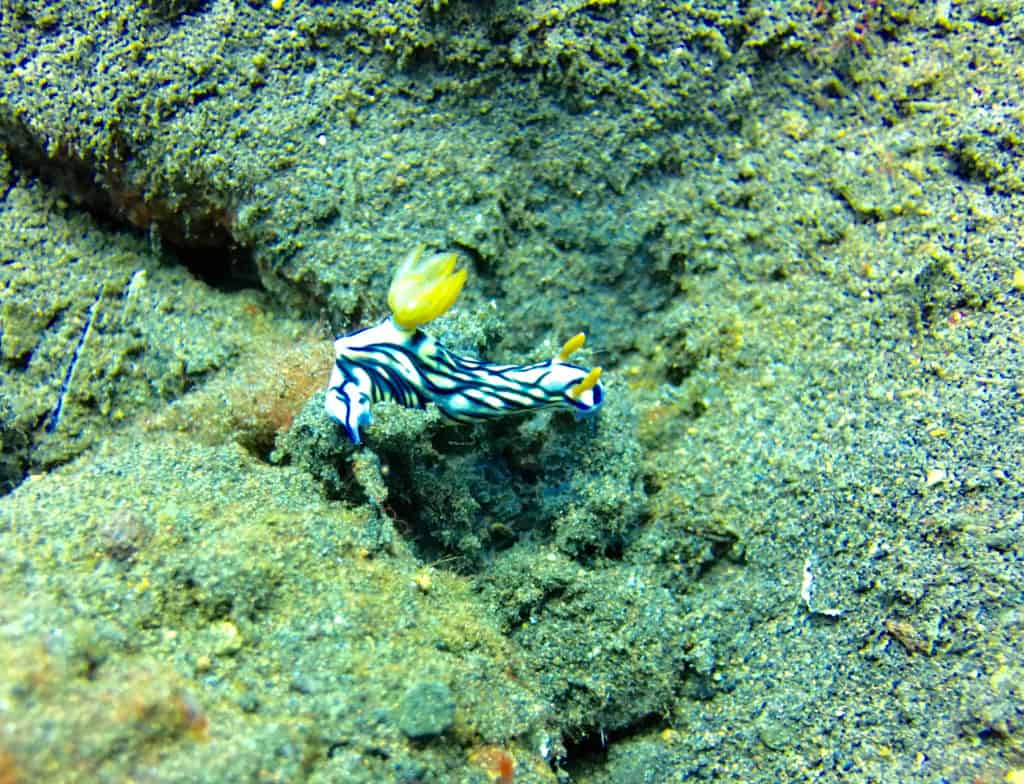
[0,159,302,486]
[0,432,554,782]
[484,548,687,736]
[352,387,644,567]
[397,680,456,740]
[2,0,1024,780]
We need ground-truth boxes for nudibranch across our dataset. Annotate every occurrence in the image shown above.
[325,245,604,444]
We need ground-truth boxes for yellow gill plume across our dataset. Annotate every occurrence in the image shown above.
[387,244,467,330]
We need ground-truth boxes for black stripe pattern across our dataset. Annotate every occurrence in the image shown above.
[325,319,603,444]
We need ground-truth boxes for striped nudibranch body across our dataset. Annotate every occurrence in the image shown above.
[325,318,604,445]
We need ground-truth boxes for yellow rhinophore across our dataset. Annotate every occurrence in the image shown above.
[558,332,587,361]
[387,244,467,330]
[569,366,602,399]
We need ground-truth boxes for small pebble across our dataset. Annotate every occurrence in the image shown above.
[211,620,244,655]
[397,681,455,740]
[97,509,151,561]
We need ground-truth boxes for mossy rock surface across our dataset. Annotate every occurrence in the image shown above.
[2,0,1023,781]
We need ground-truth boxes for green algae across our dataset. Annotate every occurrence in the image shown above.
[2,0,1024,781]
[0,435,554,783]
[0,153,305,476]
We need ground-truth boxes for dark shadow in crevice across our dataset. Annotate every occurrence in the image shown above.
[0,428,30,497]
[179,241,262,293]
[561,713,666,773]
[1,128,264,295]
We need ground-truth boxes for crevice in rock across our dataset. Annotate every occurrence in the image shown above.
[560,713,666,773]
[1,129,263,295]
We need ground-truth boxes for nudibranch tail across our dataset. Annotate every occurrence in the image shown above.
[387,244,467,330]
